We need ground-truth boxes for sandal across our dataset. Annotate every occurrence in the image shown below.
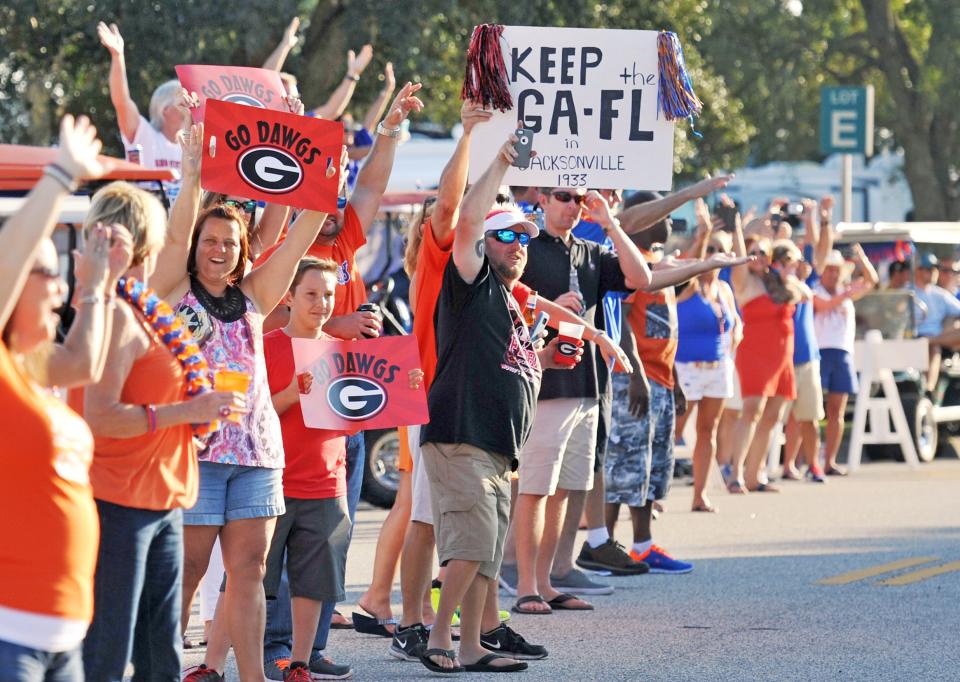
[351,607,397,637]
[330,609,353,630]
[825,465,847,476]
[464,653,528,673]
[747,482,780,493]
[727,479,748,495]
[546,593,593,611]
[420,647,464,674]
[691,502,717,513]
[781,469,802,481]
[511,594,552,615]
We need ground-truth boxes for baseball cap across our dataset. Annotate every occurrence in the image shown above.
[888,260,909,276]
[918,252,939,269]
[484,207,539,238]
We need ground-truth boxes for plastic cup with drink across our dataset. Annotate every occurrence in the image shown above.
[553,321,585,368]
[214,369,251,423]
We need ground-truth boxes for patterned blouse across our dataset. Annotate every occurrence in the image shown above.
[176,287,284,469]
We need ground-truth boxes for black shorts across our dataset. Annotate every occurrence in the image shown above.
[594,383,613,473]
[263,496,351,603]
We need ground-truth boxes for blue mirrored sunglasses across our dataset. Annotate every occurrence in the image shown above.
[487,229,530,246]
[337,196,348,209]
[223,199,257,214]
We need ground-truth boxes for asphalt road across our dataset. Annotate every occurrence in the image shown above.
[184,459,960,681]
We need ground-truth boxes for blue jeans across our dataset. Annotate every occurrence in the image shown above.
[263,433,364,664]
[0,640,82,682]
[82,501,183,682]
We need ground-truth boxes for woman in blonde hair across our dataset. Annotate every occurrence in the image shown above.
[728,231,809,493]
[0,115,116,680]
[78,181,246,681]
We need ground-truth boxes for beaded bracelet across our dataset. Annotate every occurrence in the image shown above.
[43,163,78,193]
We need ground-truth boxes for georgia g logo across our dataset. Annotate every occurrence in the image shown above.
[327,376,387,421]
[223,93,266,108]
[558,341,578,357]
[237,147,303,194]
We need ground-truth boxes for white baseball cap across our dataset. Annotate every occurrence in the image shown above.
[483,207,539,238]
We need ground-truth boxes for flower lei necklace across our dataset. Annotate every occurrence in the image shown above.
[117,276,218,436]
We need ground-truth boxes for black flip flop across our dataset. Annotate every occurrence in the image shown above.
[465,653,529,673]
[547,593,594,611]
[512,594,552,615]
[329,609,353,630]
[420,647,465,674]
[351,610,397,637]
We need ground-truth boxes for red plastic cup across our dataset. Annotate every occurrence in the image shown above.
[296,372,310,394]
[553,321,585,367]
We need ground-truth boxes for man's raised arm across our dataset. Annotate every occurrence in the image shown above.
[451,135,517,285]
[620,175,734,235]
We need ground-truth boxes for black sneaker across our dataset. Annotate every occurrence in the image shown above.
[576,539,650,575]
[308,654,353,679]
[389,623,429,662]
[480,624,547,660]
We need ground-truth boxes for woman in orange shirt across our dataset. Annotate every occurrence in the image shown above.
[79,182,246,681]
[0,116,114,681]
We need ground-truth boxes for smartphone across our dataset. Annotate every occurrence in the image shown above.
[513,127,534,169]
[715,204,738,232]
[530,311,550,341]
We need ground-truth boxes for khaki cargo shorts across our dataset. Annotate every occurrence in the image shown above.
[420,442,511,580]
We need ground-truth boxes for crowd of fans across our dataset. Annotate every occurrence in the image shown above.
[2,15,943,682]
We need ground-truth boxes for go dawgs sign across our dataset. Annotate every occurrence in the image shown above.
[201,99,343,212]
[176,64,287,123]
[292,335,429,431]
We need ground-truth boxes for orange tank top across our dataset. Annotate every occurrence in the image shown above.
[82,311,198,510]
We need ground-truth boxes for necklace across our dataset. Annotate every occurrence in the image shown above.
[117,276,217,436]
[190,276,246,323]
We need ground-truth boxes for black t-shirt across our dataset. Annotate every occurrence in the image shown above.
[422,258,542,459]
[520,231,630,400]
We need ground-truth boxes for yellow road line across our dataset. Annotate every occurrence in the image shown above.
[878,561,960,586]
[817,556,940,585]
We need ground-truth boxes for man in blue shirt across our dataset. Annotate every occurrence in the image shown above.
[915,252,960,394]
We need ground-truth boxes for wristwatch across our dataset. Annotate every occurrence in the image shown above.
[344,73,360,82]
[376,121,401,138]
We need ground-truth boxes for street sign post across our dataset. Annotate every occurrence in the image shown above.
[820,86,874,222]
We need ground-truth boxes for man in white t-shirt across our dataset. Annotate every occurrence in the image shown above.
[98,21,187,201]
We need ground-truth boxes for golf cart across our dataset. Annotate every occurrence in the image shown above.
[833,221,960,462]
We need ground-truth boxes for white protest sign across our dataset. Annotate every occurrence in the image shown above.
[468,26,676,191]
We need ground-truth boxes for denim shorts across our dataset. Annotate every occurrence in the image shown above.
[820,348,859,395]
[184,461,285,526]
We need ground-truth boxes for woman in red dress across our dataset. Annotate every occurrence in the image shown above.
[729,235,809,492]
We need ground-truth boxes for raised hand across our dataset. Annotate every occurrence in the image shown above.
[177,122,203,178]
[73,224,111,296]
[55,114,110,180]
[281,17,300,49]
[97,21,124,57]
[382,62,396,93]
[333,145,350,193]
[348,44,374,77]
[382,82,424,129]
[582,190,617,229]
[461,99,493,134]
[687,174,734,199]
[284,95,305,116]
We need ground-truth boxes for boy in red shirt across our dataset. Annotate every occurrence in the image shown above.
[263,258,353,681]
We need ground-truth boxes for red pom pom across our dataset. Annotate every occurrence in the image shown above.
[461,24,512,112]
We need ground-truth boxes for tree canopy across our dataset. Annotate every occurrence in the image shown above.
[1,0,956,217]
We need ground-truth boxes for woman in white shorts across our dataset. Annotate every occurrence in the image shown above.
[675,232,742,512]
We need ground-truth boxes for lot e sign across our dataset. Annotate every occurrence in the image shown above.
[820,86,874,156]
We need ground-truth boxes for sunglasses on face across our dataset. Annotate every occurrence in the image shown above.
[224,199,257,214]
[30,265,61,280]
[487,229,530,246]
[551,191,584,204]
[495,193,512,205]
[337,196,348,209]
[706,245,726,255]
[650,244,664,253]
[748,250,766,257]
